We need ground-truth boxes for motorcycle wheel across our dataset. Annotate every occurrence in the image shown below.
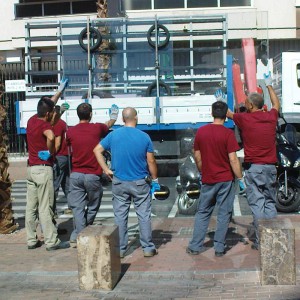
[276,181,300,212]
[177,192,199,215]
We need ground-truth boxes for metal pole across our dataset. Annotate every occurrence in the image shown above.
[87,17,92,101]
[155,15,160,97]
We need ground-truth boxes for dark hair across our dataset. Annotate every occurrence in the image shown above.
[212,101,228,119]
[77,103,92,120]
[247,92,264,109]
[37,96,55,117]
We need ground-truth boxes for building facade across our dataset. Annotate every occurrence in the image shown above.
[1,0,300,155]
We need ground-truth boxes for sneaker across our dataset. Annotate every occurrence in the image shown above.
[46,241,70,251]
[28,240,43,250]
[215,251,226,257]
[186,247,200,255]
[120,252,125,259]
[64,208,73,215]
[251,243,259,250]
[144,249,158,257]
[69,240,77,248]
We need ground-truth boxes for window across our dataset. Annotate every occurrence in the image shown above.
[123,0,151,10]
[16,3,42,18]
[188,0,218,8]
[154,0,184,9]
[73,1,97,14]
[44,2,69,16]
[297,64,300,87]
[220,0,251,7]
[15,0,97,18]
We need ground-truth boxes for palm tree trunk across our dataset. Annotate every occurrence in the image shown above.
[96,0,113,98]
[0,94,18,234]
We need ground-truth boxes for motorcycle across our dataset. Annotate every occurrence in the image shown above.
[276,122,300,212]
[176,136,201,215]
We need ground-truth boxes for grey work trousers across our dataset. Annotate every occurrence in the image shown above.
[68,172,103,241]
[244,164,277,246]
[188,181,235,253]
[112,177,156,253]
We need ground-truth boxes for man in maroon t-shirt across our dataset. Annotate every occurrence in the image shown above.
[53,108,70,214]
[226,73,280,250]
[187,101,243,257]
[26,78,70,251]
[66,102,119,245]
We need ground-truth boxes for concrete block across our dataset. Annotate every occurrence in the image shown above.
[77,225,121,290]
[259,218,295,285]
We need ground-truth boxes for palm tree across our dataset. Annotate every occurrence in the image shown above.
[0,86,18,234]
[96,0,113,98]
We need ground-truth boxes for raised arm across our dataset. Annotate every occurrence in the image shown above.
[264,72,280,111]
[50,78,69,104]
[226,108,234,120]
[43,129,55,155]
[267,86,280,111]
[105,104,119,129]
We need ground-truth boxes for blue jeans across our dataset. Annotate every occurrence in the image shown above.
[245,164,277,246]
[112,177,155,253]
[188,181,235,253]
[68,172,103,241]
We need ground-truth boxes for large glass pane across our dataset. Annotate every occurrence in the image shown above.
[188,0,218,8]
[220,0,251,7]
[154,0,184,9]
[123,0,151,10]
[59,16,228,99]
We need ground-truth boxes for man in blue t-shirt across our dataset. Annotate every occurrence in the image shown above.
[93,107,159,258]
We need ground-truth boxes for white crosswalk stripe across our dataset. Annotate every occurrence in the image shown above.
[11,180,152,220]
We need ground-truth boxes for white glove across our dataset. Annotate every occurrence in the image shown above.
[109,104,119,120]
[264,71,272,87]
[58,78,69,93]
[214,89,227,102]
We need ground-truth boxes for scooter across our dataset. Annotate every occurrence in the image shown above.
[176,136,201,215]
[276,122,300,212]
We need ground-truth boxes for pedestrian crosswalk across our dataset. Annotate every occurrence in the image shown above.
[11,180,141,220]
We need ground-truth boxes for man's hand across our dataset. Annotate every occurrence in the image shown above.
[38,150,51,161]
[60,102,70,114]
[264,71,272,87]
[109,104,119,120]
[103,168,114,181]
[238,177,246,195]
[151,178,160,194]
[58,78,69,93]
[214,89,227,102]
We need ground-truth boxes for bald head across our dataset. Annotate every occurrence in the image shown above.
[122,107,138,125]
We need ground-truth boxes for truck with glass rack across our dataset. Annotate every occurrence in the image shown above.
[16,14,235,175]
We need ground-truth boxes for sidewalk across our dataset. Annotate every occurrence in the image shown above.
[0,215,299,299]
